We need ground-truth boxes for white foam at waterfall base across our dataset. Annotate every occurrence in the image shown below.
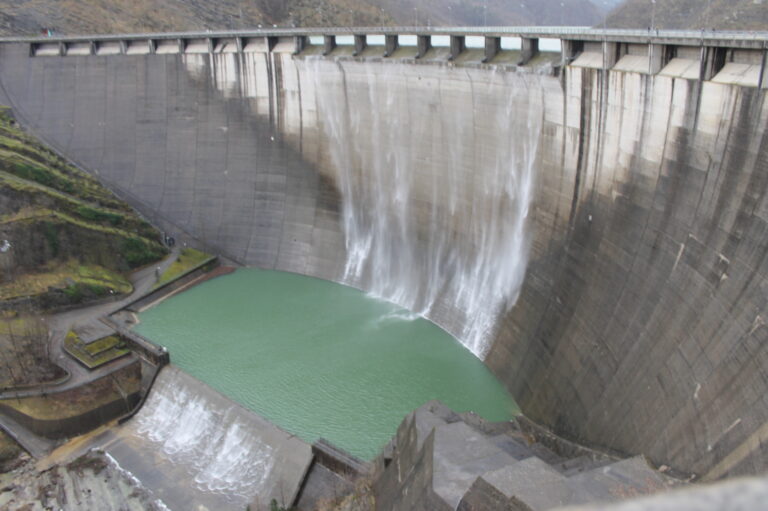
[304,59,544,359]
[187,53,544,359]
[134,372,274,498]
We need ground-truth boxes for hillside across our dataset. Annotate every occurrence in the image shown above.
[378,0,601,27]
[606,0,768,30]
[0,0,602,36]
[0,106,167,311]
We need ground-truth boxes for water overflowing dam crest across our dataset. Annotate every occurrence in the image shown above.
[183,53,544,358]
[303,60,543,358]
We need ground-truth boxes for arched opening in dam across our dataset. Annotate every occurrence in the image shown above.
[134,268,518,459]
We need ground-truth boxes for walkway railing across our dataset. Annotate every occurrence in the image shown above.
[1,26,767,47]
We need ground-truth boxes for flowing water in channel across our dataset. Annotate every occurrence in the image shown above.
[135,268,518,460]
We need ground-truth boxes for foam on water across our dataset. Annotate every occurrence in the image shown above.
[303,60,544,358]
[133,370,274,498]
[188,54,544,358]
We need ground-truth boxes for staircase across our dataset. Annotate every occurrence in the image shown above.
[373,402,681,511]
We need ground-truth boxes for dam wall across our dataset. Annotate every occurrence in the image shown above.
[1,29,767,479]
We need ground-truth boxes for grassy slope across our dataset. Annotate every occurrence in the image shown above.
[154,247,213,288]
[606,0,768,30]
[0,106,167,306]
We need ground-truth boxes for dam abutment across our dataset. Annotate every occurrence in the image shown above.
[1,27,767,479]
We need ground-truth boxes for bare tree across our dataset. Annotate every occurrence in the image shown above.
[0,316,60,388]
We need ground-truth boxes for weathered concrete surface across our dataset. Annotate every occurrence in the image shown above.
[93,366,313,511]
[0,450,168,511]
[374,402,677,511]
[0,42,767,479]
[554,474,768,511]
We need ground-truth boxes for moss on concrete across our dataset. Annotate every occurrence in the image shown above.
[154,247,213,287]
[63,331,130,369]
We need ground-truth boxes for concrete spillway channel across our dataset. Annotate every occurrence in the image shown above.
[97,366,312,510]
[1,27,768,508]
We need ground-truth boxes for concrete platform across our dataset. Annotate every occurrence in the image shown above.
[376,402,680,511]
[95,365,313,510]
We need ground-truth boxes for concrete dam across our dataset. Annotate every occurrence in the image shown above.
[1,27,767,485]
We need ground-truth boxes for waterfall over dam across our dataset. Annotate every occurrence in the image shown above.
[302,60,542,358]
[1,30,767,480]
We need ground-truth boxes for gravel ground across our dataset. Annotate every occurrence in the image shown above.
[0,449,169,510]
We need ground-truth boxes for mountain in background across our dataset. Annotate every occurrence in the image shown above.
[606,0,768,30]
[370,0,602,27]
[0,0,603,36]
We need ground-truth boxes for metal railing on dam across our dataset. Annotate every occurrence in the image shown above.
[2,26,768,45]
[3,26,768,87]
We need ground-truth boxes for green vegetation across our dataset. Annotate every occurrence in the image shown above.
[75,205,123,226]
[154,248,213,288]
[0,106,167,308]
[82,335,124,357]
[42,220,60,257]
[121,238,167,269]
[0,260,132,301]
[0,164,155,239]
[63,330,130,370]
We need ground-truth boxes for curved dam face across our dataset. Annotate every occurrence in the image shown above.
[1,36,767,479]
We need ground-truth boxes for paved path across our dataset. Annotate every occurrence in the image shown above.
[0,409,58,458]
[0,247,180,401]
[0,249,181,458]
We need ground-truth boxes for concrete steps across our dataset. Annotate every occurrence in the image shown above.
[374,402,681,511]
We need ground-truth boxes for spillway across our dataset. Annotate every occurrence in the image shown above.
[1,29,767,482]
[303,59,542,358]
[98,366,312,510]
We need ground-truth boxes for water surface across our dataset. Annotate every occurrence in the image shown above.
[136,269,518,459]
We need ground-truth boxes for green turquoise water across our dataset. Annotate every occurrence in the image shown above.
[135,269,518,460]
